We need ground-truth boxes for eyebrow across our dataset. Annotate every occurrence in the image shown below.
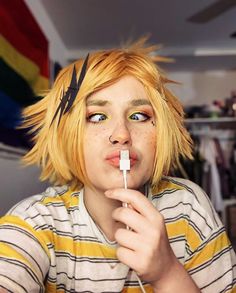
[130,99,151,106]
[86,99,109,106]
[86,98,151,107]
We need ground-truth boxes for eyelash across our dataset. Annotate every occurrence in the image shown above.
[129,112,151,122]
[87,112,151,124]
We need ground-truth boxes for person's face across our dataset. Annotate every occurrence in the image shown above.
[83,75,156,192]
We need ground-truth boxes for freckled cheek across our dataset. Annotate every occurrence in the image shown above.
[132,130,156,164]
[147,134,156,154]
[85,127,109,143]
[149,132,157,146]
[134,129,156,146]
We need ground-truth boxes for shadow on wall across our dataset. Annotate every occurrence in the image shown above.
[0,154,49,216]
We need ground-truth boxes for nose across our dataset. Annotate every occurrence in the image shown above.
[109,121,132,146]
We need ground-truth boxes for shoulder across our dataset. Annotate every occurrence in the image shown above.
[5,185,82,222]
[150,176,222,229]
[151,176,213,206]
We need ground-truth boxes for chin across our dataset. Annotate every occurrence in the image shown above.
[123,179,144,191]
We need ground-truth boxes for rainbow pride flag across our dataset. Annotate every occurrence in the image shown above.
[0,0,49,147]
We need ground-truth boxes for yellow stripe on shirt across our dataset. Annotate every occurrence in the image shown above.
[166,218,202,250]
[185,230,231,270]
[0,215,50,258]
[37,229,117,259]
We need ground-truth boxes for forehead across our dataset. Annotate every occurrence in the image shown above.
[86,75,150,105]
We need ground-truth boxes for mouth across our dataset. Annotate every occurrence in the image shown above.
[105,150,138,168]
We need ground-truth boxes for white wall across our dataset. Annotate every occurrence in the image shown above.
[24,0,67,66]
[0,156,49,216]
[168,70,236,106]
[24,0,236,108]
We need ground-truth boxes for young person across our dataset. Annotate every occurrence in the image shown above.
[0,38,235,293]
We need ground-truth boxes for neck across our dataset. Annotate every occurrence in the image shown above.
[83,186,124,241]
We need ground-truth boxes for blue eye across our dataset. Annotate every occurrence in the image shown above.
[87,113,107,123]
[129,112,150,121]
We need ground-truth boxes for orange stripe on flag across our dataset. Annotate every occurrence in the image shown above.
[0,0,49,78]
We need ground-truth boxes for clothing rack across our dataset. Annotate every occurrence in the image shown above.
[185,117,236,232]
[189,128,235,142]
[185,117,236,130]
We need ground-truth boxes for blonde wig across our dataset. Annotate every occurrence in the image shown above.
[22,37,193,190]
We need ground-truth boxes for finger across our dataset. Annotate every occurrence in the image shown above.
[114,228,143,251]
[112,206,151,234]
[105,188,161,222]
[116,246,144,276]
[114,206,165,246]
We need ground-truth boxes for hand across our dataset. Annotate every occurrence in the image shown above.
[105,188,200,292]
[104,188,179,284]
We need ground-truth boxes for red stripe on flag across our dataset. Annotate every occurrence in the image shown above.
[0,0,49,78]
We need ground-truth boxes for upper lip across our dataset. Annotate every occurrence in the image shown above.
[105,149,138,161]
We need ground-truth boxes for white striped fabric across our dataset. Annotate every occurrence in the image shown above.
[0,177,235,292]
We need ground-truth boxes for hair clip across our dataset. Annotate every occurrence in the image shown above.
[50,53,89,127]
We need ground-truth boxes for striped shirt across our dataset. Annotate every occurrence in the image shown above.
[0,177,235,292]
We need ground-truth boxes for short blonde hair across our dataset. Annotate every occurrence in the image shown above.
[22,37,192,189]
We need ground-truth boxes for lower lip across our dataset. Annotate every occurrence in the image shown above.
[106,158,137,168]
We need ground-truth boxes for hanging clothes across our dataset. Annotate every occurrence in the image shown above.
[199,136,223,212]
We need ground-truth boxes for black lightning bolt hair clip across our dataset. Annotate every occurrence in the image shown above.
[51,53,89,127]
